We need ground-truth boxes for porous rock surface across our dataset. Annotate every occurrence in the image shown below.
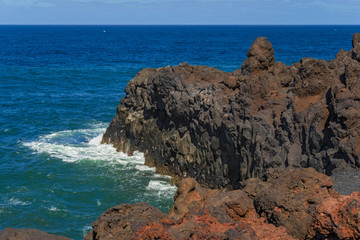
[0,228,72,240]
[102,33,360,188]
[84,202,166,240]
[85,167,360,240]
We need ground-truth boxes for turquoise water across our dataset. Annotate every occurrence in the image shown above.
[1,25,360,239]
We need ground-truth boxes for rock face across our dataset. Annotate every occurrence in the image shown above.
[0,228,72,240]
[85,168,360,240]
[102,33,360,188]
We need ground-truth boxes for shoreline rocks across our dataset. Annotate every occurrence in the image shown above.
[85,167,360,240]
[0,228,72,240]
[102,33,360,188]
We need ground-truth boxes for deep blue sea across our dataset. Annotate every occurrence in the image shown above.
[0,25,359,239]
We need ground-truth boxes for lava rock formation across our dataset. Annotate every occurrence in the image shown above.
[102,33,360,189]
[85,167,360,240]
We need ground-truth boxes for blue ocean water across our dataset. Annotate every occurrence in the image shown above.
[0,25,359,239]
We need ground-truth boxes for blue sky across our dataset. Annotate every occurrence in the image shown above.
[0,0,359,25]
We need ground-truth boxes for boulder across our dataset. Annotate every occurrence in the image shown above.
[308,192,360,239]
[84,202,166,240]
[0,228,71,240]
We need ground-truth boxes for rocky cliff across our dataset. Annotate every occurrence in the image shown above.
[102,33,360,188]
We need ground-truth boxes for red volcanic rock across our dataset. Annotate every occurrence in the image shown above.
[134,210,260,240]
[248,167,337,239]
[169,176,294,239]
[84,202,166,240]
[86,168,360,240]
[308,192,360,239]
[168,178,216,219]
[0,228,71,240]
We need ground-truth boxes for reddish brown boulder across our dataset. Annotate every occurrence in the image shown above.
[84,202,166,240]
[247,168,337,239]
[168,178,216,219]
[308,192,360,239]
[0,228,71,240]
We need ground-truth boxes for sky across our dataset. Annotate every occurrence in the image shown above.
[0,0,359,25]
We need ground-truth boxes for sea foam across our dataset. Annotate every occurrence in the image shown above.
[22,123,177,196]
[23,125,134,164]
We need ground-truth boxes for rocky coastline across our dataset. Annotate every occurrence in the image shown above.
[2,34,360,240]
[102,33,360,189]
[85,168,360,240]
[86,33,360,240]
[2,168,359,239]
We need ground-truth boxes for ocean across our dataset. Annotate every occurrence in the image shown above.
[0,25,359,239]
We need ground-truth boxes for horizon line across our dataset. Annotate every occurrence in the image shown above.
[0,24,360,26]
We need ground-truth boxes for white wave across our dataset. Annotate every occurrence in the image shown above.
[23,123,178,199]
[146,180,177,195]
[88,134,103,145]
[22,125,142,165]
[8,197,30,206]
[135,164,155,172]
[82,225,92,237]
[48,206,60,212]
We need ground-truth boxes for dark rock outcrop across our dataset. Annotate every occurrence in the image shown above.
[102,33,360,189]
[0,228,72,240]
[85,168,360,240]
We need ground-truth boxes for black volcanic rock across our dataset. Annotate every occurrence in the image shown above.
[102,33,360,188]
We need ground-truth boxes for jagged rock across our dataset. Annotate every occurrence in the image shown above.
[352,32,360,61]
[243,167,360,239]
[247,167,337,239]
[308,192,360,239]
[84,202,166,240]
[102,33,360,188]
[241,36,275,75]
[0,228,71,240]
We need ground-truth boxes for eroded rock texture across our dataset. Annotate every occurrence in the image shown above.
[85,168,360,240]
[84,202,166,240]
[103,33,360,188]
[0,228,72,240]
